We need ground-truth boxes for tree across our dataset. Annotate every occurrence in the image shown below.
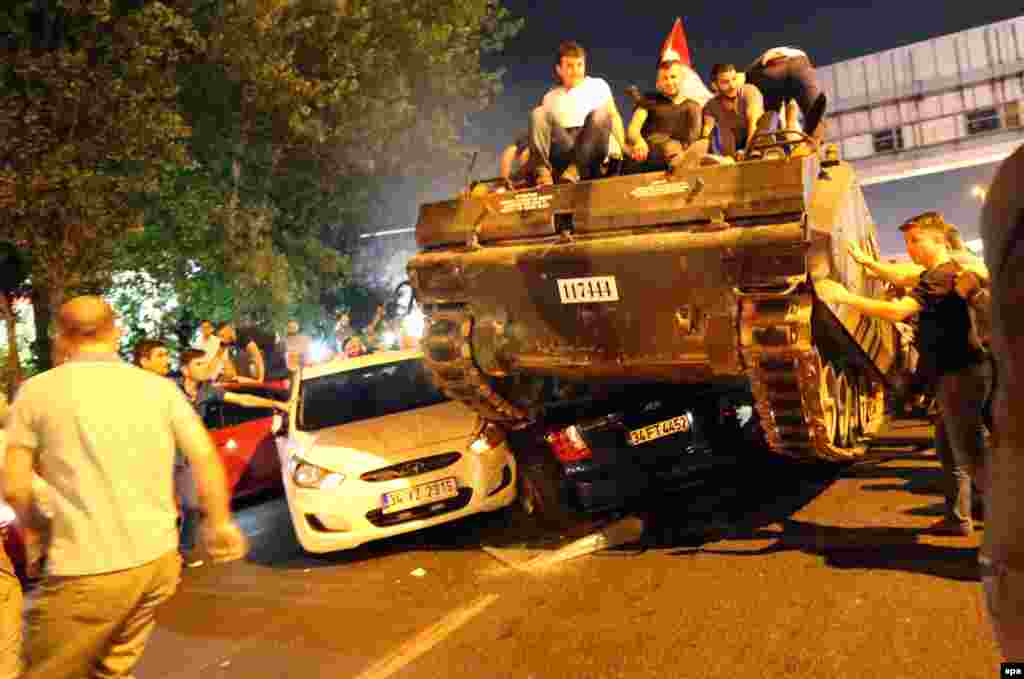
[0,0,200,370]
[168,0,522,324]
[0,242,31,398]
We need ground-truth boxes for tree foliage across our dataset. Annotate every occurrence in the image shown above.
[2,0,523,367]
[0,0,200,368]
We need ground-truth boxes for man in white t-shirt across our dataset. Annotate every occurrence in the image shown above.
[528,40,626,185]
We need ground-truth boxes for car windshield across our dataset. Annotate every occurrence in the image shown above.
[298,358,448,431]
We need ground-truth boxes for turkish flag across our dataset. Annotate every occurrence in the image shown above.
[659,17,692,67]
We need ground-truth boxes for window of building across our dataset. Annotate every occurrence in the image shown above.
[872,128,904,153]
[966,107,1001,135]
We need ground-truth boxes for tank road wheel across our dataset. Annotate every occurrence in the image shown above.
[835,373,854,448]
[819,362,839,446]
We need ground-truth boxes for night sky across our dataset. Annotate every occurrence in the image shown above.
[461,1,1023,255]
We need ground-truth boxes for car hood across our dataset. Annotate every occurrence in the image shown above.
[293,400,480,474]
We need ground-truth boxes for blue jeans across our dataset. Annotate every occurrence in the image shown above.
[935,361,992,526]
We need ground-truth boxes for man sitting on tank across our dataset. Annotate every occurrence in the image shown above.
[623,19,712,173]
[526,40,627,185]
[701,62,765,159]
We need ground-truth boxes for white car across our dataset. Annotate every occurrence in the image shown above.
[275,349,517,553]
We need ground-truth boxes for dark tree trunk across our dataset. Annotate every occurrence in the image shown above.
[0,293,23,400]
[30,284,54,372]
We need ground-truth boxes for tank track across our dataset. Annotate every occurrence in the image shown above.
[421,304,534,426]
[737,284,885,462]
[421,289,886,462]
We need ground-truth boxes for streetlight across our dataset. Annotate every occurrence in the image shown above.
[971,185,988,201]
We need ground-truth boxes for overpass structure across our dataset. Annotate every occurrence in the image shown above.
[818,15,1024,185]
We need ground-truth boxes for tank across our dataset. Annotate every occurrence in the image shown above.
[407,138,907,462]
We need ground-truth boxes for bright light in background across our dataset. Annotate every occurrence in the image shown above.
[971,185,988,201]
[382,331,397,348]
[965,238,984,255]
[310,341,331,362]
[402,307,425,339]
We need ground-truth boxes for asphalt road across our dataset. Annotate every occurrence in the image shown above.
[134,432,1002,679]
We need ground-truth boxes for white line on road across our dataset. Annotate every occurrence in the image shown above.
[352,593,501,679]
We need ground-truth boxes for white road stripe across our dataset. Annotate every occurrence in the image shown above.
[352,593,500,679]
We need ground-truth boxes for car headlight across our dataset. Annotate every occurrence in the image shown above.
[469,423,506,454]
[290,457,345,490]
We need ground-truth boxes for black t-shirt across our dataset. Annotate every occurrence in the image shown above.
[909,261,986,380]
[636,92,701,145]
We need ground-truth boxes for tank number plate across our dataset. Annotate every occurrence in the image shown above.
[627,414,692,446]
[557,276,619,304]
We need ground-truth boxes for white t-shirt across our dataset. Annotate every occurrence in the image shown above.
[542,76,613,129]
[195,334,223,379]
[196,334,221,358]
[760,47,807,65]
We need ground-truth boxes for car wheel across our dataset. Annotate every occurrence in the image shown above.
[516,455,581,528]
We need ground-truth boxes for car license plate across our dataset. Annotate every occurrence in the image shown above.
[557,276,619,304]
[627,414,691,446]
[381,477,458,514]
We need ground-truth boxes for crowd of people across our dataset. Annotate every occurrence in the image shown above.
[499,19,827,189]
[0,299,420,678]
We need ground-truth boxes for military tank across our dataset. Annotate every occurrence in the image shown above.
[407,133,906,462]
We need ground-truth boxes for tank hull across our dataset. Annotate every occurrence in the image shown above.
[409,155,905,461]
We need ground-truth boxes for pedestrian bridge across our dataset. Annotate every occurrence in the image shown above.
[818,15,1024,185]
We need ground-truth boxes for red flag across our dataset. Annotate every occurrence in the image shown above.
[659,18,692,67]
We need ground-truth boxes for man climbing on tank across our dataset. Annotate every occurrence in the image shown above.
[729,47,827,153]
[527,40,627,185]
[624,18,713,172]
[818,212,991,537]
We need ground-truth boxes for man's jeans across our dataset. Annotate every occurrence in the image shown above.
[24,550,181,679]
[0,569,22,679]
[528,106,612,180]
[935,361,992,527]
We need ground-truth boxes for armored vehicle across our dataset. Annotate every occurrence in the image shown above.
[407,135,905,463]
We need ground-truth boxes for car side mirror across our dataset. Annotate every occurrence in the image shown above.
[271,413,288,436]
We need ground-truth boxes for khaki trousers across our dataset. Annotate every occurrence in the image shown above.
[24,550,181,679]
[1,570,22,679]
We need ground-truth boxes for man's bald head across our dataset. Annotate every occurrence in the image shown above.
[57,296,118,345]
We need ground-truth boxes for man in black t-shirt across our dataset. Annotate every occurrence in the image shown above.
[818,212,990,537]
[624,61,707,172]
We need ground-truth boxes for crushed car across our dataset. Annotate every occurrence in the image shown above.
[274,348,517,553]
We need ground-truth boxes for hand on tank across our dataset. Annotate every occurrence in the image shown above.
[814,279,851,306]
[629,139,649,162]
[846,241,875,268]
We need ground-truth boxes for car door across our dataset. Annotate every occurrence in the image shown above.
[202,401,245,496]
[218,393,282,497]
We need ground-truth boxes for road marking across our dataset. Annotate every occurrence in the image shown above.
[482,516,646,576]
[352,593,500,679]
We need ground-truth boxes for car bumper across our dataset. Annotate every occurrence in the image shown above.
[283,447,517,553]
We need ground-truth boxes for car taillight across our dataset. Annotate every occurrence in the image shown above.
[544,425,592,463]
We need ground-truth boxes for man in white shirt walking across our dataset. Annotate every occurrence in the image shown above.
[528,40,626,185]
[4,296,248,679]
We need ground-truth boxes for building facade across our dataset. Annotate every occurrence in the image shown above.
[818,15,1024,185]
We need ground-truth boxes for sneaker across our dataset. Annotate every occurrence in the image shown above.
[535,166,554,186]
[559,163,580,184]
[924,518,972,536]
